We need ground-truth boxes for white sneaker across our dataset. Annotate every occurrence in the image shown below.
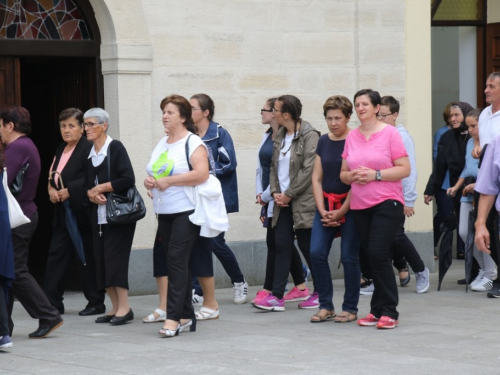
[415,267,430,294]
[360,282,374,295]
[192,290,204,305]
[471,276,494,292]
[233,281,248,304]
[470,269,485,288]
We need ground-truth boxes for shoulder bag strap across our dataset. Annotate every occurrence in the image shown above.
[185,134,193,171]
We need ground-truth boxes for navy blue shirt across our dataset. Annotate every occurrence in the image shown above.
[316,134,350,194]
[258,132,273,191]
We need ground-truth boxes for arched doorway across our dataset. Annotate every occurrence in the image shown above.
[0,0,103,285]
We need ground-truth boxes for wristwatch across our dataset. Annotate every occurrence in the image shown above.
[375,170,382,181]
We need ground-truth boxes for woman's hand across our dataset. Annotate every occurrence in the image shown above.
[321,210,342,227]
[463,183,475,196]
[147,190,153,199]
[446,187,457,197]
[94,193,107,205]
[351,166,375,185]
[472,144,482,159]
[154,177,170,192]
[144,176,155,190]
[404,206,415,217]
[49,188,60,204]
[57,188,70,202]
[274,193,291,207]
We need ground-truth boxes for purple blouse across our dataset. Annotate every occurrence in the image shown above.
[4,136,41,218]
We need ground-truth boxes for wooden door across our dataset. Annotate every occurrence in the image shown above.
[486,23,500,75]
[0,57,21,108]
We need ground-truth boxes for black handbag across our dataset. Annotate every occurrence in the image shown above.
[10,163,29,195]
[105,143,146,224]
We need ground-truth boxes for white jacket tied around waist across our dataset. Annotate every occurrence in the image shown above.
[184,175,229,237]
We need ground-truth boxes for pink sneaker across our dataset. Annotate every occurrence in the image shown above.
[283,286,310,302]
[376,316,398,329]
[253,294,285,311]
[251,290,270,305]
[298,292,319,309]
[357,313,379,326]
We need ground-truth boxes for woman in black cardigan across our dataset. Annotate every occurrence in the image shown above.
[44,108,105,316]
[424,101,473,257]
[84,108,136,326]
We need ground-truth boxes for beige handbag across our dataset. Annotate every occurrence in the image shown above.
[2,167,30,228]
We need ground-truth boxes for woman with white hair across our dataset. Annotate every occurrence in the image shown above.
[84,108,137,326]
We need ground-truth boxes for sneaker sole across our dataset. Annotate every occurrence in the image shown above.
[233,299,247,305]
[298,304,319,309]
[0,342,13,349]
[376,324,398,329]
[253,304,285,312]
[487,292,500,298]
[416,283,430,294]
[357,321,378,326]
[359,291,374,295]
[283,297,309,302]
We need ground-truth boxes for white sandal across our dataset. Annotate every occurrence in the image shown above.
[195,307,219,321]
[142,308,166,323]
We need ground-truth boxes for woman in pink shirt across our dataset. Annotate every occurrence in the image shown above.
[340,89,410,329]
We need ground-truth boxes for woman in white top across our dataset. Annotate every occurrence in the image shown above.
[144,95,209,337]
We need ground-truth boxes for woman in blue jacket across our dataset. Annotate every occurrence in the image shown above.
[189,93,248,321]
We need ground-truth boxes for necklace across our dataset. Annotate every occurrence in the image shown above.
[281,136,293,156]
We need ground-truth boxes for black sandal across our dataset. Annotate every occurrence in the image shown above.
[399,267,411,287]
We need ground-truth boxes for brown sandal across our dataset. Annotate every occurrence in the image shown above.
[333,311,357,323]
[310,309,336,323]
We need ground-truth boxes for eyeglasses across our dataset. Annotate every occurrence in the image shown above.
[83,122,102,128]
[272,108,283,113]
[261,109,273,114]
[377,113,393,119]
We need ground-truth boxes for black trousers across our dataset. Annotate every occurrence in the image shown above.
[44,221,105,313]
[264,222,305,291]
[272,206,313,300]
[353,201,403,320]
[158,211,199,322]
[0,286,8,337]
[7,212,61,334]
[390,217,425,273]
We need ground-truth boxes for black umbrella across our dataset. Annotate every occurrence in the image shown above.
[438,210,456,291]
[464,208,476,293]
[52,172,86,265]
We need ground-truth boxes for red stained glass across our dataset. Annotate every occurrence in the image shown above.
[0,0,91,40]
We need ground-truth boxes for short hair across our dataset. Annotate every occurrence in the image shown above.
[83,108,110,126]
[160,94,196,134]
[380,96,400,114]
[0,106,32,135]
[442,102,453,124]
[277,95,302,123]
[488,72,500,83]
[59,108,83,125]
[190,93,215,122]
[466,108,482,121]
[266,97,277,110]
[353,89,381,107]
[323,95,353,118]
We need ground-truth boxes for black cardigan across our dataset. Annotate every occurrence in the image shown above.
[424,128,470,198]
[50,136,93,224]
[84,140,135,224]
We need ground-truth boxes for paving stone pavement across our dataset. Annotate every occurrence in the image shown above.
[2,261,500,374]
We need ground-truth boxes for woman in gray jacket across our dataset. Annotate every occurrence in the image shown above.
[253,95,320,312]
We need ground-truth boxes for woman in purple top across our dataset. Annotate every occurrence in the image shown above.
[0,106,63,339]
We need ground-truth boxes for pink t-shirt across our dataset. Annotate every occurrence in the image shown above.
[341,125,407,210]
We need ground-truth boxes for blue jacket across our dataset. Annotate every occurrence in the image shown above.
[202,121,239,213]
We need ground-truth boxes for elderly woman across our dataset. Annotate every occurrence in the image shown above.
[0,106,63,338]
[145,94,209,337]
[0,142,15,348]
[84,108,136,326]
[43,108,105,316]
[340,89,410,329]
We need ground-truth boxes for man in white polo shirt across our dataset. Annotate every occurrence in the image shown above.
[475,72,500,298]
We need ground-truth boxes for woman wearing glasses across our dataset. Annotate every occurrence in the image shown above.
[340,89,410,329]
[252,98,310,305]
[253,95,320,312]
[44,108,105,317]
[84,108,137,326]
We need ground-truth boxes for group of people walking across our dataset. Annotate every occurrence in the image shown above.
[7,82,478,349]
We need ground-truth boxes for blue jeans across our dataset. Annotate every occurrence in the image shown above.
[310,210,360,312]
